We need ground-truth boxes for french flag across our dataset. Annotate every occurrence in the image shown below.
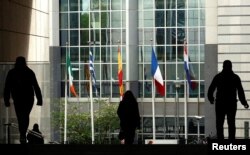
[184,39,192,90]
[151,47,165,96]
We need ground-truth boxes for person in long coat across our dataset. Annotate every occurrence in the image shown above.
[208,60,249,140]
[117,90,140,144]
[4,56,43,144]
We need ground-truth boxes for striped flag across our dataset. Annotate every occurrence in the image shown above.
[66,54,78,97]
[118,45,124,99]
[151,47,165,96]
[184,39,198,90]
[89,50,98,96]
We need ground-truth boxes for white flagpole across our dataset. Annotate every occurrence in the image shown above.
[89,42,95,144]
[89,73,94,144]
[184,80,188,144]
[64,42,68,144]
[152,78,156,140]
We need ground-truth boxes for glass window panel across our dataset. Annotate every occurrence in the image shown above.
[188,46,199,62]
[101,63,110,80]
[102,82,111,97]
[177,45,184,61]
[177,28,185,44]
[101,0,108,10]
[166,0,176,9]
[90,12,100,28]
[188,10,198,26]
[167,64,176,80]
[70,47,79,62]
[188,28,199,44]
[139,47,143,62]
[200,9,205,26]
[144,64,151,81]
[60,13,68,28]
[188,0,198,8]
[143,117,152,133]
[144,29,154,44]
[177,0,186,9]
[80,82,90,97]
[101,29,110,45]
[200,45,204,62]
[200,63,204,80]
[156,117,165,133]
[70,13,79,28]
[156,28,165,45]
[61,47,66,63]
[70,30,79,46]
[93,64,100,80]
[177,63,185,80]
[60,0,68,12]
[144,11,154,27]
[166,28,176,45]
[90,29,100,42]
[200,28,205,44]
[155,0,164,9]
[143,0,153,9]
[80,0,89,11]
[90,0,99,10]
[166,46,176,61]
[111,11,121,28]
[101,47,111,63]
[177,10,185,27]
[111,0,121,10]
[166,10,176,27]
[71,64,79,80]
[80,12,89,28]
[166,82,176,98]
[101,12,110,28]
[156,46,165,62]
[200,81,205,98]
[69,0,78,11]
[143,46,151,62]
[122,11,126,28]
[111,29,121,44]
[80,30,89,45]
[60,30,68,46]
[112,81,120,97]
[80,47,89,62]
[155,11,164,27]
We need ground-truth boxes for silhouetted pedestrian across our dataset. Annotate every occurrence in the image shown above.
[117,90,140,144]
[4,56,43,144]
[208,60,249,140]
[27,123,44,144]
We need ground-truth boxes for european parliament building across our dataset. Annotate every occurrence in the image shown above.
[0,0,250,144]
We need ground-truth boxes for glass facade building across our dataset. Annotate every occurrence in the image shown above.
[58,0,205,143]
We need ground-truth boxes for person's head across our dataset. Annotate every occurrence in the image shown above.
[33,123,39,131]
[222,60,232,72]
[15,56,26,68]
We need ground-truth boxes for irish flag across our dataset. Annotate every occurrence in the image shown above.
[118,45,124,100]
[151,47,165,96]
[66,54,78,97]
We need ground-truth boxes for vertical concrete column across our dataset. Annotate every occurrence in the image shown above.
[125,0,138,97]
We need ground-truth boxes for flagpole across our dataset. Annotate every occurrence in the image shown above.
[64,42,69,144]
[151,40,156,140]
[152,78,156,140]
[184,79,188,144]
[89,41,95,144]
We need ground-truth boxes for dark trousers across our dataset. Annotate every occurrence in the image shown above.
[215,103,237,140]
[14,99,34,139]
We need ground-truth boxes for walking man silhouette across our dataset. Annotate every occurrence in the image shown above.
[208,60,249,140]
[4,56,43,144]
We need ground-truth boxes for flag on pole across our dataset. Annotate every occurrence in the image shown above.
[184,39,198,90]
[66,54,78,97]
[89,50,98,96]
[118,45,124,99]
[151,47,165,96]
